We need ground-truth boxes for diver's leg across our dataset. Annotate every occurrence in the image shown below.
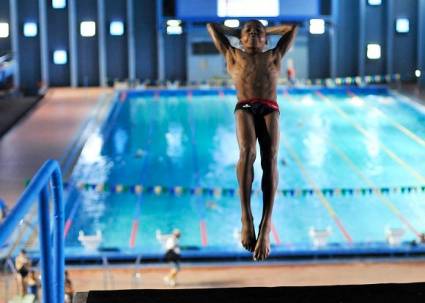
[254,111,280,261]
[235,110,257,252]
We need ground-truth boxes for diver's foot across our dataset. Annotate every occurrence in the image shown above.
[241,216,256,252]
[253,225,271,261]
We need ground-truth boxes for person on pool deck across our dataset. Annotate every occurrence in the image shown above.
[156,229,181,287]
[15,249,31,295]
[207,20,298,261]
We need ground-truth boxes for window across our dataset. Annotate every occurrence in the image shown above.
[368,0,382,5]
[166,20,181,27]
[309,19,325,35]
[166,25,183,35]
[192,42,219,55]
[396,18,409,34]
[52,0,66,9]
[166,20,183,35]
[23,22,38,37]
[110,21,124,36]
[80,21,96,37]
[0,23,9,38]
[53,50,67,65]
[367,44,381,60]
[224,19,239,28]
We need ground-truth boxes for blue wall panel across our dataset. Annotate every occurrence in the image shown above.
[420,0,425,86]
[364,1,386,75]
[105,0,128,83]
[76,0,99,86]
[335,0,359,77]
[164,33,186,82]
[17,0,41,92]
[3,0,424,88]
[134,0,157,82]
[46,0,70,86]
[0,0,11,54]
[392,0,418,80]
[186,27,226,83]
[308,31,330,79]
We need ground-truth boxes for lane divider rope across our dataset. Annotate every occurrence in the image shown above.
[42,182,425,198]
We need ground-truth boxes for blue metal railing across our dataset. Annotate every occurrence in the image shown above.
[0,160,64,303]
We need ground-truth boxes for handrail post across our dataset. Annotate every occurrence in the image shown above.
[39,185,54,303]
[53,170,65,303]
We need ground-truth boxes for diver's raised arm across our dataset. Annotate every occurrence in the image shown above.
[272,25,298,59]
[207,23,238,54]
[265,24,294,36]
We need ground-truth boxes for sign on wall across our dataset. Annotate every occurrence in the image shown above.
[217,0,280,17]
[176,0,320,20]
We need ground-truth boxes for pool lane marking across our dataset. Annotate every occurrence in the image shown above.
[130,131,155,248]
[64,200,79,237]
[316,91,425,184]
[187,97,209,246]
[271,224,281,245]
[129,220,139,248]
[281,136,353,244]
[129,99,157,249]
[200,220,208,246]
[63,185,84,238]
[328,140,421,238]
[347,90,425,148]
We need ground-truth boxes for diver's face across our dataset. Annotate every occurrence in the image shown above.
[240,22,267,51]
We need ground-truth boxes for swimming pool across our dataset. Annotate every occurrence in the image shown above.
[63,87,425,261]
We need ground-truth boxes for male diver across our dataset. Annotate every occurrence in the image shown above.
[207,20,297,260]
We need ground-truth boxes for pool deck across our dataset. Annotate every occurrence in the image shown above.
[2,259,425,299]
[0,88,112,208]
[46,260,425,290]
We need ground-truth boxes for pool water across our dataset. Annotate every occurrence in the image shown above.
[64,88,425,259]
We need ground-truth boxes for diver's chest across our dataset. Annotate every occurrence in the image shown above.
[229,56,278,76]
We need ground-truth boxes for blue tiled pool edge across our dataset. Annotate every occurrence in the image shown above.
[120,85,389,98]
[26,241,425,264]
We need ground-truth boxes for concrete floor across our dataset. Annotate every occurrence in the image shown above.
[63,260,425,290]
[2,260,425,300]
[0,88,112,207]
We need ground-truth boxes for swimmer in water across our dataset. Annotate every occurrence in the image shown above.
[135,149,145,158]
[207,20,297,260]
